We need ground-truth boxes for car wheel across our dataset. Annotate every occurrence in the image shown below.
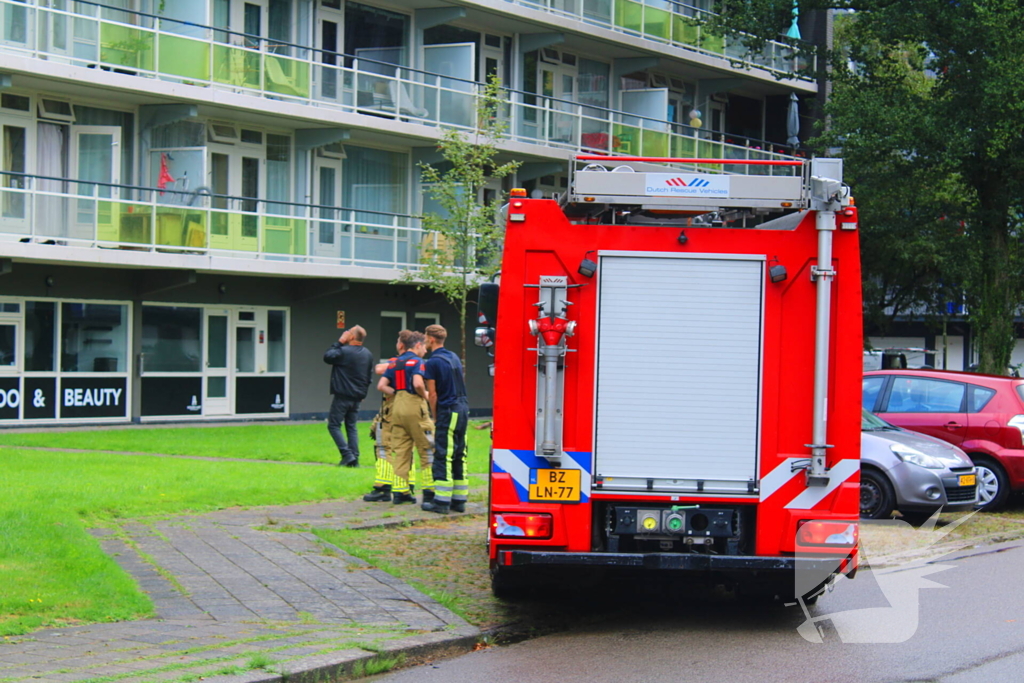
[972,457,1010,512]
[860,468,895,520]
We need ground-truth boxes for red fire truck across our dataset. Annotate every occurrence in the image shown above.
[475,155,862,602]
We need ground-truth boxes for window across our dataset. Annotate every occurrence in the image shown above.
[265,134,291,216]
[240,129,263,144]
[60,303,128,373]
[3,124,26,219]
[235,326,255,372]
[141,306,202,373]
[379,311,405,360]
[968,385,997,413]
[24,301,55,372]
[38,99,75,122]
[344,2,409,70]
[208,122,239,143]
[0,323,15,369]
[884,377,965,413]
[862,376,885,411]
[414,313,440,331]
[267,309,286,372]
[1,93,30,112]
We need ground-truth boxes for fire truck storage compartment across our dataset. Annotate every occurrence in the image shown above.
[594,253,763,494]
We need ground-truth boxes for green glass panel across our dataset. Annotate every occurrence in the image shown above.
[106,203,153,244]
[262,217,306,255]
[158,34,210,81]
[673,16,700,46]
[213,43,261,90]
[100,22,155,71]
[671,134,697,158]
[614,0,643,33]
[644,7,670,41]
[265,55,309,98]
[641,130,669,157]
[153,207,207,248]
[612,124,639,155]
[698,139,723,159]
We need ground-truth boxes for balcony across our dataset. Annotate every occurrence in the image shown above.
[0,172,430,271]
[0,0,804,167]
[502,0,815,79]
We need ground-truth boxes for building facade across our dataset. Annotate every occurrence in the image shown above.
[0,0,820,425]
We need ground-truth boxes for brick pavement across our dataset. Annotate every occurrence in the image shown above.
[0,498,484,683]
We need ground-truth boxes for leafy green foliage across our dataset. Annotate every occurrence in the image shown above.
[410,75,521,367]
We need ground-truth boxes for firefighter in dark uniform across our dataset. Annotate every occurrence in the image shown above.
[421,324,469,514]
[376,330,434,504]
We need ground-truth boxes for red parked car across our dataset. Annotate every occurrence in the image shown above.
[863,369,1024,511]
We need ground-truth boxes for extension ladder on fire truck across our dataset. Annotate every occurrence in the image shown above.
[563,154,845,220]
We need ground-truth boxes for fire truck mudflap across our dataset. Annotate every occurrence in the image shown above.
[482,156,862,601]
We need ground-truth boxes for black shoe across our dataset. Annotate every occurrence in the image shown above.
[421,500,449,514]
[340,455,358,467]
[363,486,392,502]
[450,500,466,513]
[392,492,416,505]
[422,489,435,503]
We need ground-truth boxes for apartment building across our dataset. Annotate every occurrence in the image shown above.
[0,0,822,424]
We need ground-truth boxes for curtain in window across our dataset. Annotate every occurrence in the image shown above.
[36,122,68,237]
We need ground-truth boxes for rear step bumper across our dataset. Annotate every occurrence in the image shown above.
[503,550,845,573]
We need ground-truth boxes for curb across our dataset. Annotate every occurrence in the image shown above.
[209,629,483,683]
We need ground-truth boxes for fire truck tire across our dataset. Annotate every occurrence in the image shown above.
[491,566,529,600]
[859,467,895,520]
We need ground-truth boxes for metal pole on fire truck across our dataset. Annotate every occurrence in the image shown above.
[807,161,847,486]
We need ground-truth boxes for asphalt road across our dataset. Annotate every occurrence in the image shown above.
[371,539,1024,683]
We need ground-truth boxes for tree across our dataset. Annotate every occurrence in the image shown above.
[408,75,521,369]
[712,0,1024,373]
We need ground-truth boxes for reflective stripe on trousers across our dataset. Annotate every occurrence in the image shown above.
[431,400,468,504]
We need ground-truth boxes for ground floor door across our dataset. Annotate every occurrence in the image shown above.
[204,309,231,415]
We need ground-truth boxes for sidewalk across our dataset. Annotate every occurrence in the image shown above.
[0,498,485,683]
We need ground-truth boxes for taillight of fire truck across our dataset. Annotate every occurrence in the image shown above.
[796,520,858,547]
[492,513,553,539]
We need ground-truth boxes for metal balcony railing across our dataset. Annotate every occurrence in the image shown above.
[0,0,805,166]
[503,0,815,78]
[0,172,432,270]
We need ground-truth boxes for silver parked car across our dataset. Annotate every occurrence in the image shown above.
[861,409,978,523]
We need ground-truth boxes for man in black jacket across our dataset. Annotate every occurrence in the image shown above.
[324,325,375,467]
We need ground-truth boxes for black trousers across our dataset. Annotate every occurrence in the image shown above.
[328,395,361,459]
[431,399,469,503]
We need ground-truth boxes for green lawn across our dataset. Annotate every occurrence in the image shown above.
[0,420,492,636]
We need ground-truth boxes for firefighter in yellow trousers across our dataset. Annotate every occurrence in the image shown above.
[375,330,434,504]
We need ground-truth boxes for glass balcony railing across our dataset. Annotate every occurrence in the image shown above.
[503,0,815,78]
[0,0,806,165]
[0,172,433,270]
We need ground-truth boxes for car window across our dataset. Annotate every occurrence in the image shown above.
[883,377,965,413]
[862,376,885,411]
[968,385,996,412]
